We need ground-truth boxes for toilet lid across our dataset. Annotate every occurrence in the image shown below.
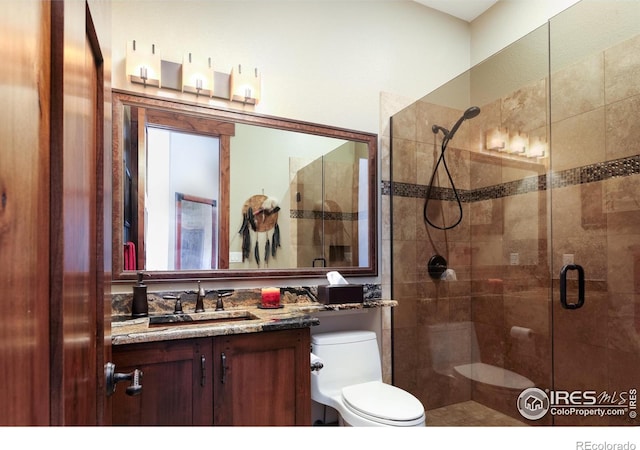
[342,381,425,423]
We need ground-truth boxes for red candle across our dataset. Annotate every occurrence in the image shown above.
[261,287,280,308]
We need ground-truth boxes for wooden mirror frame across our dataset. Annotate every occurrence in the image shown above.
[112,90,378,281]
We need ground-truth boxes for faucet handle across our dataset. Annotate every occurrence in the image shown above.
[214,290,233,312]
[163,294,183,314]
[215,292,224,311]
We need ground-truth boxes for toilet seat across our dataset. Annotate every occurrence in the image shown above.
[341,381,426,426]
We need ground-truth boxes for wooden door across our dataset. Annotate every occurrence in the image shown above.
[213,329,311,426]
[0,0,51,426]
[0,0,110,425]
[49,0,108,425]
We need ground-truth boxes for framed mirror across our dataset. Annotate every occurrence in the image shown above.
[113,90,378,281]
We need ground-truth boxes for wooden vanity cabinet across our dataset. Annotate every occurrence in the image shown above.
[213,328,311,426]
[111,338,213,426]
[111,328,311,426]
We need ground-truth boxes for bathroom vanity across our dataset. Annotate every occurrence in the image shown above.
[109,298,396,426]
[111,329,310,426]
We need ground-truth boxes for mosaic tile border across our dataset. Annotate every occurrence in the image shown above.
[382,154,640,201]
[290,209,359,221]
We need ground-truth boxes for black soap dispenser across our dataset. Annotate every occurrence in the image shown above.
[131,271,148,318]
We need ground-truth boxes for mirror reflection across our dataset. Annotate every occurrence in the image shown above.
[229,123,370,270]
[146,129,220,271]
[113,90,377,280]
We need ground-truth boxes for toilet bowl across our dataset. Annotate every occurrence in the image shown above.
[311,330,425,427]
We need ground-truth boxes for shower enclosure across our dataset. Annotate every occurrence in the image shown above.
[390,0,639,426]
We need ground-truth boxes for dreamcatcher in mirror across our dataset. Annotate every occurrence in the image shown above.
[238,194,281,267]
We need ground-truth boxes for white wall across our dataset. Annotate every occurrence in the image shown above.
[111,0,471,134]
[470,0,581,66]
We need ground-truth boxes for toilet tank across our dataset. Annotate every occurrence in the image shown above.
[311,331,382,402]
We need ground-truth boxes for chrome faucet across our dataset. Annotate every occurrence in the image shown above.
[195,281,205,313]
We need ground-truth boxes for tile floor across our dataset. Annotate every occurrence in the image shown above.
[425,401,527,426]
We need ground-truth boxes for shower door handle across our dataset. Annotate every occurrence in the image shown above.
[559,264,585,310]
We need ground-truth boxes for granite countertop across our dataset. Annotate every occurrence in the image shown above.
[111,299,397,346]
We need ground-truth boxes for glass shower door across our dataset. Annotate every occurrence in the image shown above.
[547,0,640,426]
[390,0,640,427]
[390,23,555,426]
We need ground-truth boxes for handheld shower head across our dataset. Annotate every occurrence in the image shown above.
[431,106,481,141]
[463,106,481,120]
[447,106,481,140]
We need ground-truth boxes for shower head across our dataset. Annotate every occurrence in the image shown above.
[447,106,481,140]
[431,106,481,142]
[463,106,481,120]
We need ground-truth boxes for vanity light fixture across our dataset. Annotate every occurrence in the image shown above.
[230,64,261,104]
[182,53,214,97]
[126,40,161,87]
[509,131,529,154]
[125,44,260,105]
[528,136,547,158]
[485,127,508,151]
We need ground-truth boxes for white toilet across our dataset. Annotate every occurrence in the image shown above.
[310,330,426,427]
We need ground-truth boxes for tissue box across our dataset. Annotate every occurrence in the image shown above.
[316,284,363,305]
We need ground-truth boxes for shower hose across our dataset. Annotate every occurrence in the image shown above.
[423,138,463,230]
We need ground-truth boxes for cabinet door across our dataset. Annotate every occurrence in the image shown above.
[112,338,213,426]
[213,329,311,426]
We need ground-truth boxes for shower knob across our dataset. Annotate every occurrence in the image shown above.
[427,254,447,280]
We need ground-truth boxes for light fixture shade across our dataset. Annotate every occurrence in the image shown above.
[229,65,261,104]
[486,127,508,151]
[126,40,161,87]
[528,136,547,158]
[182,53,214,97]
[509,131,529,154]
